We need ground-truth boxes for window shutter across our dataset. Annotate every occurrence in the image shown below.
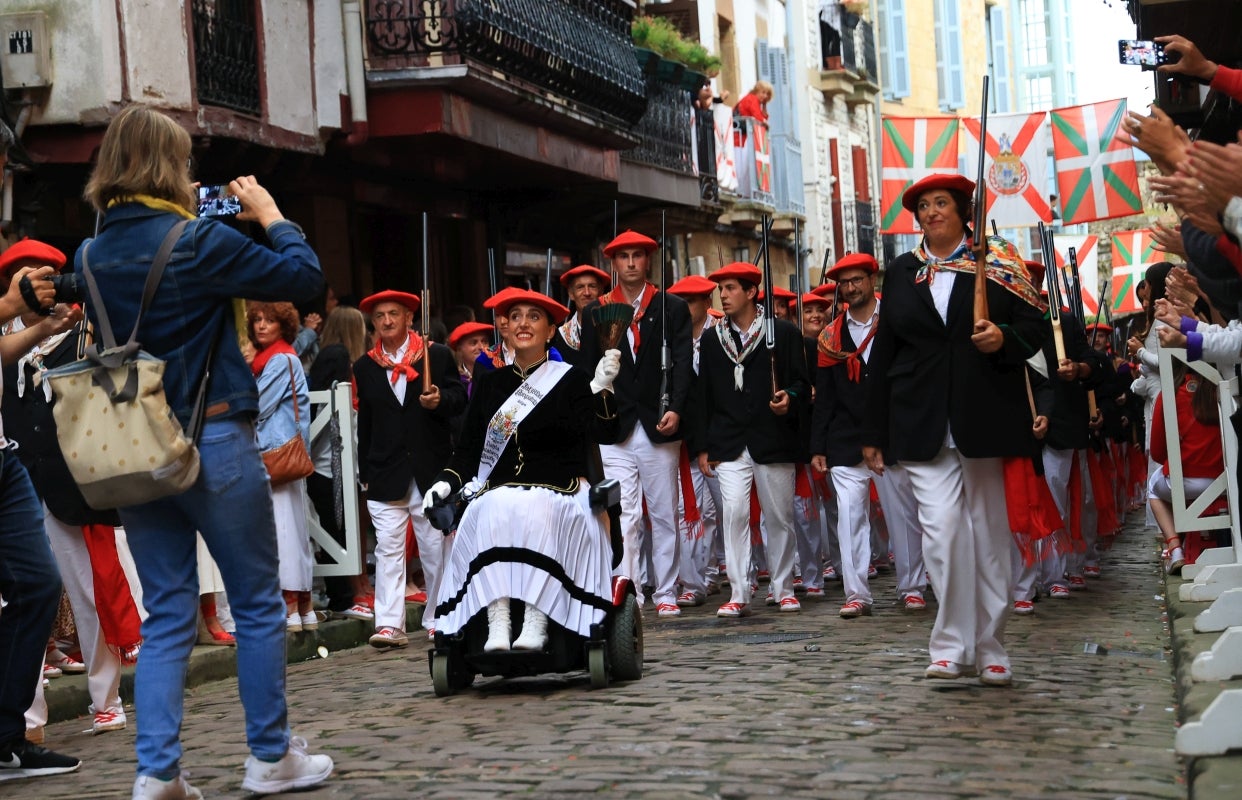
[989,6,1012,113]
[889,0,910,99]
[943,0,965,110]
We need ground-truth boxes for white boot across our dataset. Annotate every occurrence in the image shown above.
[483,599,511,652]
[512,606,548,651]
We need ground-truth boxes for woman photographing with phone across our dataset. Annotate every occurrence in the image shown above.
[75,104,332,798]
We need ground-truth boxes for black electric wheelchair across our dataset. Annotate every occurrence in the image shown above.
[425,473,643,697]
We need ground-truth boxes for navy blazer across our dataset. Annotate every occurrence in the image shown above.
[862,250,1048,462]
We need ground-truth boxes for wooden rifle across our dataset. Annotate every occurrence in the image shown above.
[1039,222,1067,366]
[421,211,432,394]
[1067,245,1100,422]
[759,214,779,399]
[657,211,671,419]
[973,76,991,324]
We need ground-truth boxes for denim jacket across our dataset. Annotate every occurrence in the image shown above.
[255,352,311,452]
[74,204,324,429]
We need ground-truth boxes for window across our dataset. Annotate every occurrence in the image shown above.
[934,0,965,111]
[988,5,1012,113]
[876,0,910,100]
[1020,0,1050,68]
[1025,75,1053,110]
[192,0,261,115]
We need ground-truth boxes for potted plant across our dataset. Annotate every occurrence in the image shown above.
[631,16,660,73]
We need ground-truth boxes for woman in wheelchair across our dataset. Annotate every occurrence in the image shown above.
[423,290,621,652]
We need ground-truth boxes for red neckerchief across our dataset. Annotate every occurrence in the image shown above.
[602,283,657,352]
[816,313,877,382]
[251,340,297,377]
[368,331,424,386]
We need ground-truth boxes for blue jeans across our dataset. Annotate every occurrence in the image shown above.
[120,417,289,778]
[0,448,61,744]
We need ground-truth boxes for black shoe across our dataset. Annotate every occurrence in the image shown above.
[0,738,81,781]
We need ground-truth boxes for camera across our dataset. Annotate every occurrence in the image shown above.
[197,184,242,218]
[49,273,86,304]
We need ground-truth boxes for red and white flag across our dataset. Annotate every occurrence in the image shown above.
[1052,234,1100,316]
[963,112,1051,228]
[1109,229,1159,316]
[880,116,960,235]
[1050,100,1143,225]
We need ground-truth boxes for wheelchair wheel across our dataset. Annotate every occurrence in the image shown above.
[431,652,454,697]
[607,593,643,682]
[587,644,609,689]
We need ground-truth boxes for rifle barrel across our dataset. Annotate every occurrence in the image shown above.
[972,76,991,324]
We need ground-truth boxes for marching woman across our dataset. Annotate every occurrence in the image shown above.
[425,290,621,652]
[861,174,1046,686]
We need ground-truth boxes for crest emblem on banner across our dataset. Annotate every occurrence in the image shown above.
[989,134,1029,197]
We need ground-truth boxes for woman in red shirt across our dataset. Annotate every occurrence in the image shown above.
[735,81,773,128]
[1148,368,1224,574]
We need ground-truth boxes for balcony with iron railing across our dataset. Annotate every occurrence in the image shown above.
[364,0,648,145]
[192,0,261,116]
[815,11,880,107]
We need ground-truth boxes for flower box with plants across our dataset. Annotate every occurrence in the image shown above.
[631,15,722,89]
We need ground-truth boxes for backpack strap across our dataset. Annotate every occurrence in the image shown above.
[81,218,190,402]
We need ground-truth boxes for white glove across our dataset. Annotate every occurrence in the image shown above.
[591,349,622,394]
[421,480,453,513]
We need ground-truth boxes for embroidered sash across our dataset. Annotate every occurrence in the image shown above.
[463,360,572,497]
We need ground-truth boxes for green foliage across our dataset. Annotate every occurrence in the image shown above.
[631,15,718,75]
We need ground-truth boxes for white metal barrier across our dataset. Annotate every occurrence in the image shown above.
[1157,348,1242,756]
[307,383,363,578]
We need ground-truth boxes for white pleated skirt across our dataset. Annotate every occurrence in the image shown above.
[273,478,313,592]
[434,483,612,637]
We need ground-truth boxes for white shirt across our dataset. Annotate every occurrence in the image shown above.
[924,236,968,325]
[384,337,411,405]
[845,298,880,362]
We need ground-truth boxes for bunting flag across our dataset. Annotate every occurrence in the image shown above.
[880,116,961,234]
[1052,234,1100,316]
[1050,100,1143,224]
[963,112,1052,227]
[1109,229,1159,315]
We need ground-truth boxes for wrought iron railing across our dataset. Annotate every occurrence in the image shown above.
[694,107,719,203]
[365,0,647,125]
[841,13,878,82]
[192,0,261,115]
[623,77,694,175]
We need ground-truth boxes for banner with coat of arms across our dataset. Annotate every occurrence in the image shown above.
[1051,100,1143,225]
[1052,234,1100,316]
[1109,229,1159,316]
[880,116,961,235]
[963,112,1052,228]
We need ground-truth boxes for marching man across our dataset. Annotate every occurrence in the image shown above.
[354,290,467,648]
[578,231,693,618]
[811,253,926,617]
[693,262,808,617]
[553,264,610,369]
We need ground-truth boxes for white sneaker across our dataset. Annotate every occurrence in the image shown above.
[132,772,203,800]
[241,736,333,794]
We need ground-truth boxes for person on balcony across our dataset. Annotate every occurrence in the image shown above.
[734,81,773,130]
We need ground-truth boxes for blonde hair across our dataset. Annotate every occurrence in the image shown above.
[751,80,774,99]
[84,105,196,214]
[319,306,367,363]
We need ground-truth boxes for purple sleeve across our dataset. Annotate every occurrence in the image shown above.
[1187,331,1204,363]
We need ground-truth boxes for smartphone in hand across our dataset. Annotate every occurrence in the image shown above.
[1118,39,1169,69]
[197,184,242,217]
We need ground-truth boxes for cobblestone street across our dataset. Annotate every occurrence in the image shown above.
[12,513,1184,799]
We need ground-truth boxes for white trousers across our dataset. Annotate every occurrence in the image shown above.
[368,480,447,631]
[677,457,719,598]
[1038,447,1074,591]
[792,470,831,591]
[27,508,124,729]
[1068,450,1099,575]
[904,448,1012,669]
[830,463,875,605]
[603,426,680,606]
[874,464,926,598]
[716,450,796,605]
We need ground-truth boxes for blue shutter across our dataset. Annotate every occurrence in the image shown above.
[940,0,965,111]
[881,0,910,100]
[989,6,1012,113]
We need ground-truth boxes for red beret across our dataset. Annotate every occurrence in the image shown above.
[603,230,659,258]
[448,321,494,349]
[826,253,879,281]
[492,289,571,326]
[901,174,976,214]
[709,262,762,285]
[708,308,725,319]
[1085,322,1113,334]
[560,264,611,289]
[756,286,796,302]
[667,275,718,297]
[810,282,837,298]
[799,292,831,306]
[360,290,420,315]
[1023,260,1046,282]
[483,286,524,310]
[0,239,66,276]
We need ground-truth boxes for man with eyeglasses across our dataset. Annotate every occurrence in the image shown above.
[811,253,926,618]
